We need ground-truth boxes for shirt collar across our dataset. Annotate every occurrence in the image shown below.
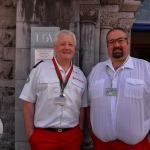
[53,56,64,71]
[123,56,134,69]
[105,56,134,70]
[50,56,77,74]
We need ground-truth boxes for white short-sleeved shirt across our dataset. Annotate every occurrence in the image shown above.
[88,56,150,145]
[19,58,87,128]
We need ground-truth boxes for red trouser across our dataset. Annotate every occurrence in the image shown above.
[29,125,83,150]
[92,134,150,150]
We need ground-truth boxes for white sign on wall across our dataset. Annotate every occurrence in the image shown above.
[34,48,54,64]
[31,27,60,68]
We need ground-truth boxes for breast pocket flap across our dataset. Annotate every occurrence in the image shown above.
[126,78,144,85]
[91,79,105,87]
[39,78,59,84]
[72,78,85,90]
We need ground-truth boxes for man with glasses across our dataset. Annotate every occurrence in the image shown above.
[87,28,150,150]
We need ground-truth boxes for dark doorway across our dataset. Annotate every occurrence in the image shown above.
[131,44,150,62]
[131,24,150,62]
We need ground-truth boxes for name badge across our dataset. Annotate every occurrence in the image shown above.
[105,88,117,96]
[54,95,66,106]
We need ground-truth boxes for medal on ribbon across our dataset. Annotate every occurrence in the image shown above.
[52,57,73,105]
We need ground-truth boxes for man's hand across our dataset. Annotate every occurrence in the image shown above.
[27,129,34,141]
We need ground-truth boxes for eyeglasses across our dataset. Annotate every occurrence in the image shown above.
[107,37,128,46]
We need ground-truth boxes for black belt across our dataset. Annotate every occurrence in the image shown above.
[44,127,72,132]
[111,139,122,144]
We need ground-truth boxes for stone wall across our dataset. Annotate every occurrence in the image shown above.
[0,0,17,149]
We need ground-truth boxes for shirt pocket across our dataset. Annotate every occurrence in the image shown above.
[124,78,144,99]
[88,79,104,100]
[39,78,60,98]
[72,79,85,90]
[71,79,85,99]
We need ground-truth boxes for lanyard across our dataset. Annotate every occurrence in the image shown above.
[106,56,129,87]
[52,57,73,94]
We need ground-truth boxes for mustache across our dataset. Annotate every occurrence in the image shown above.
[113,47,123,52]
[112,46,123,58]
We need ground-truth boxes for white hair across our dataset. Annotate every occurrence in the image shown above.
[54,30,76,46]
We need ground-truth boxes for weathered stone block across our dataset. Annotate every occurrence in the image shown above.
[0,80,15,88]
[15,80,25,111]
[0,88,2,98]
[0,0,17,8]
[100,5,119,12]
[4,48,15,60]
[0,140,14,150]
[0,87,15,150]
[15,111,27,141]
[119,12,134,19]
[119,0,141,12]
[77,0,99,4]
[0,28,16,48]
[16,0,28,22]
[15,48,30,80]
[0,6,16,21]
[0,61,14,79]
[15,142,30,150]
[16,22,30,49]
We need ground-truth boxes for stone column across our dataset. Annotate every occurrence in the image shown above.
[79,4,99,76]
[99,5,119,62]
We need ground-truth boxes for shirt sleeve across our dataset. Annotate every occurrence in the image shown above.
[19,68,38,103]
[144,61,150,94]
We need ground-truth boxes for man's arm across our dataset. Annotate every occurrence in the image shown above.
[79,107,86,130]
[86,106,93,135]
[23,101,35,140]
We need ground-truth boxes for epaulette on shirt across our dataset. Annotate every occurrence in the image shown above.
[32,60,43,68]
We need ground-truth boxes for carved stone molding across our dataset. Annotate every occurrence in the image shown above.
[100,0,122,5]
[117,18,135,34]
[100,5,119,13]
[101,12,118,27]
[77,0,123,5]
[80,5,99,24]
[39,0,47,21]
[77,0,99,4]
[119,0,141,12]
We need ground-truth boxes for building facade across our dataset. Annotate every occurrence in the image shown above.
[2,0,150,149]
